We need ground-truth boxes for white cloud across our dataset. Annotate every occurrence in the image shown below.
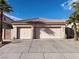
[61,0,79,10]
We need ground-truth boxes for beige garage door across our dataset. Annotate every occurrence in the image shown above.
[38,27,62,39]
[20,28,32,39]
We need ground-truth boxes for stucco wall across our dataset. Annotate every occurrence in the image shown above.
[11,27,17,39]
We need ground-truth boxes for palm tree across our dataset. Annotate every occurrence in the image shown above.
[66,2,79,40]
[0,0,12,43]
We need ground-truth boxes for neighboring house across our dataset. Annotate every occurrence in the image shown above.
[11,18,66,40]
[1,15,14,41]
[76,23,79,31]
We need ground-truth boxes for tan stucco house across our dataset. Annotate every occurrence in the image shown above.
[2,17,67,41]
[11,18,66,40]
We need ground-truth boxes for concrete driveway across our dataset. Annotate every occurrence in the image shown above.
[0,39,79,59]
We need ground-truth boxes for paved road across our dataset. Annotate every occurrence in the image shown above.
[0,39,79,59]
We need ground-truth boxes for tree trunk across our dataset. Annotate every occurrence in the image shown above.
[0,8,3,43]
[73,22,78,41]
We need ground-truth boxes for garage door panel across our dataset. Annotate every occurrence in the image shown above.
[39,28,61,39]
[20,28,32,39]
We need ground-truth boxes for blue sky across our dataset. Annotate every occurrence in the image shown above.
[7,0,73,19]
